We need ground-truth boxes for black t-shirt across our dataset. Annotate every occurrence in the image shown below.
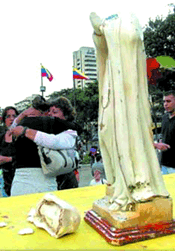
[160,113,175,167]
[0,130,16,195]
[0,131,16,169]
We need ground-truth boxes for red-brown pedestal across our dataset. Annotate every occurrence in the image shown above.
[84,210,175,246]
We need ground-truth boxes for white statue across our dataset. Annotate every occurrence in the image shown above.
[90,12,169,211]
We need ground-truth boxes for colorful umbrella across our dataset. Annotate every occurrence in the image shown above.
[146,56,175,85]
[146,58,161,86]
[156,56,175,69]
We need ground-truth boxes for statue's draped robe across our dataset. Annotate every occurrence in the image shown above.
[91,12,169,208]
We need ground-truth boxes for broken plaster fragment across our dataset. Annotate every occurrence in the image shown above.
[28,193,81,238]
[0,222,7,227]
[18,228,34,235]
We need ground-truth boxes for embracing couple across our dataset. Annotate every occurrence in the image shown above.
[7,96,82,196]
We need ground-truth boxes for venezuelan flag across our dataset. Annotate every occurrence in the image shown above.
[41,67,47,77]
[73,68,89,80]
[41,65,53,82]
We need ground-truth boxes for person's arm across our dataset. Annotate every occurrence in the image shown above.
[10,126,37,141]
[10,107,43,128]
[10,126,77,149]
[34,130,77,149]
[18,116,83,135]
[153,142,170,151]
[0,155,12,165]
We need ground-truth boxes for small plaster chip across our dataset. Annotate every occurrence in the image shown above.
[18,228,34,235]
[0,222,7,227]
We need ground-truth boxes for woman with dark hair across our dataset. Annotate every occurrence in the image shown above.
[0,106,19,196]
[49,96,76,122]
[10,96,81,195]
[48,97,79,190]
[2,106,19,126]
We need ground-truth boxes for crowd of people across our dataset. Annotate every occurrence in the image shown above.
[0,90,175,196]
[0,95,82,196]
[0,95,108,197]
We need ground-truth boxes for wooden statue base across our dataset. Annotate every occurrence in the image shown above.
[84,210,175,246]
[84,196,174,245]
[93,196,173,229]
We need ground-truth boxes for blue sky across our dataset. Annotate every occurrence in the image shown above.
[0,0,173,108]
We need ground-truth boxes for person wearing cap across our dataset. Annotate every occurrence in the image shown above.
[89,155,107,186]
[88,145,98,169]
[10,96,82,196]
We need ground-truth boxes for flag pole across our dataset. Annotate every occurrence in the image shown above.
[73,67,76,109]
[73,78,77,122]
[73,78,76,108]
[40,63,45,98]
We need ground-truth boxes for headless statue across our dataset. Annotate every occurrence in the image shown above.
[90,12,169,211]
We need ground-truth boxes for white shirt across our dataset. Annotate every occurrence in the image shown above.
[89,178,107,186]
[11,118,77,150]
[34,130,77,150]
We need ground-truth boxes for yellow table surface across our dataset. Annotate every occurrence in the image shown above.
[1,174,175,250]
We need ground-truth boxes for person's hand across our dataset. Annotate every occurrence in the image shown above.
[9,126,37,141]
[4,130,13,143]
[154,142,171,151]
[0,155,12,164]
[9,126,25,138]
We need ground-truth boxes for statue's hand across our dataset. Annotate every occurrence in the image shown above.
[89,12,103,36]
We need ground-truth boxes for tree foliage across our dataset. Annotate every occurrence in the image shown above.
[47,81,99,142]
[143,5,175,128]
[144,6,175,91]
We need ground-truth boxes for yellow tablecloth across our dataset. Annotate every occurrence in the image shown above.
[1,174,175,250]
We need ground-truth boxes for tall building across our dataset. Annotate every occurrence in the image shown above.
[73,47,97,88]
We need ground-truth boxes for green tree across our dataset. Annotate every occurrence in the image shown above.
[143,5,175,91]
[47,81,99,144]
[143,4,175,136]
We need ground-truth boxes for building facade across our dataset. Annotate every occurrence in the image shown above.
[73,47,97,88]
[14,94,39,112]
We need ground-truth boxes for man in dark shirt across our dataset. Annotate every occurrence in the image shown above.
[154,90,175,174]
